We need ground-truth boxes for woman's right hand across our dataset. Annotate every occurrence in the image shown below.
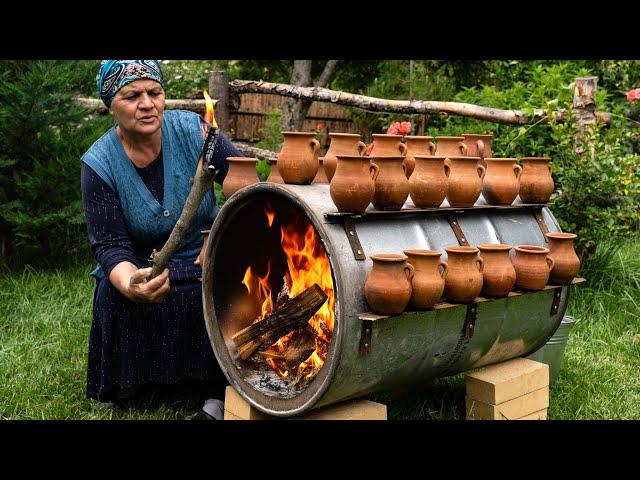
[126,267,170,303]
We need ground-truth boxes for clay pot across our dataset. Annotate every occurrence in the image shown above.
[324,133,367,182]
[477,243,516,297]
[434,136,467,157]
[222,157,259,198]
[443,246,484,303]
[312,157,330,184]
[403,136,436,178]
[403,249,447,309]
[409,155,449,208]
[330,155,379,213]
[546,232,580,285]
[513,245,554,291]
[277,132,320,185]
[364,253,414,315]
[519,157,554,204]
[266,160,285,184]
[462,134,493,169]
[194,229,210,267]
[444,156,485,207]
[369,134,407,157]
[371,156,410,211]
[482,158,522,206]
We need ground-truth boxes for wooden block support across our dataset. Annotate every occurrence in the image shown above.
[466,358,549,405]
[517,408,548,420]
[466,386,549,420]
[224,386,387,420]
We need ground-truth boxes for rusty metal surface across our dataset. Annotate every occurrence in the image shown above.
[202,183,569,416]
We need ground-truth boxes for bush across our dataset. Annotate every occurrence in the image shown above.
[0,61,109,267]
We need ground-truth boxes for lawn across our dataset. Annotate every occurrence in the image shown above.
[1,239,638,420]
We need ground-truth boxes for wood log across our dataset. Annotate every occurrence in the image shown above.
[573,76,598,158]
[229,80,611,126]
[209,71,230,135]
[232,283,327,348]
[233,141,278,162]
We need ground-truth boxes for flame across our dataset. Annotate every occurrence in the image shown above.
[241,209,335,382]
[202,90,218,128]
[265,205,275,228]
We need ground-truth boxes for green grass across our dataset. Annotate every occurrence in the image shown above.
[1,239,638,420]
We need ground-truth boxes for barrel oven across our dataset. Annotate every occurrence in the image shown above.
[202,183,571,417]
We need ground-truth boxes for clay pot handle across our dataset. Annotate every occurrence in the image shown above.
[404,262,415,281]
[399,143,408,156]
[444,158,451,177]
[438,260,448,279]
[475,257,484,273]
[357,141,367,155]
[459,142,468,155]
[428,142,436,155]
[546,256,555,272]
[476,139,485,158]
[477,164,486,179]
[402,163,407,175]
[369,162,380,181]
[547,163,553,175]
[310,138,320,154]
[513,164,522,178]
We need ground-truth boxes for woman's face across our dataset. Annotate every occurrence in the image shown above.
[109,79,165,137]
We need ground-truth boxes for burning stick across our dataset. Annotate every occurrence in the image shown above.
[149,91,220,279]
[232,283,328,356]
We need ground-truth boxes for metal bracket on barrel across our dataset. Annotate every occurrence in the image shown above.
[357,312,388,356]
[550,287,563,316]
[344,217,366,260]
[533,208,550,242]
[464,302,478,338]
[447,214,470,246]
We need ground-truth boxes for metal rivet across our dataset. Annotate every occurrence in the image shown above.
[461,237,465,242]
[163,209,170,217]
[365,328,370,333]
[453,221,457,225]
[364,343,369,348]
[357,250,362,255]
[349,231,355,235]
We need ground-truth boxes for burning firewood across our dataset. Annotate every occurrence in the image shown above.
[258,327,316,369]
[232,283,327,356]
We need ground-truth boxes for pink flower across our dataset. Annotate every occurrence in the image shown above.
[364,142,374,155]
[316,122,324,131]
[626,88,640,102]
[398,121,412,135]
[386,121,412,135]
[386,122,400,135]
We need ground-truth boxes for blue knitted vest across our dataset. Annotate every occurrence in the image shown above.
[82,110,219,279]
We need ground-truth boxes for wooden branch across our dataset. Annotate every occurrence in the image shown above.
[75,97,217,115]
[316,60,339,88]
[230,80,611,126]
[232,283,327,349]
[233,141,278,162]
[149,155,216,279]
[573,76,598,158]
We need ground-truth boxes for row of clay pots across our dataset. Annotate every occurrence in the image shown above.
[327,154,553,213]
[363,233,580,315]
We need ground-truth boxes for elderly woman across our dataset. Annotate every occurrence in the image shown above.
[81,60,242,419]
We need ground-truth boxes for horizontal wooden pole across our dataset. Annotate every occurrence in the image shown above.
[229,80,610,126]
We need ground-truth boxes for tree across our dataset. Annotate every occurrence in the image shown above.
[282,60,339,131]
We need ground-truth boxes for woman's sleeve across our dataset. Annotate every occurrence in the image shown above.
[81,162,140,277]
[199,117,244,186]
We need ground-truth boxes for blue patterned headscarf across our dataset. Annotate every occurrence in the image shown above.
[97,60,164,108]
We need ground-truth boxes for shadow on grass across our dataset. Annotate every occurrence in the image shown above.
[367,374,467,420]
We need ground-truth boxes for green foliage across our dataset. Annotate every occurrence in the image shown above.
[436,62,640,253]
[160,60,232,98]
[0,61,111,267]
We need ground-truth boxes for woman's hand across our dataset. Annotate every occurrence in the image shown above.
[126,267,170,303]
[109,262,171,303]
